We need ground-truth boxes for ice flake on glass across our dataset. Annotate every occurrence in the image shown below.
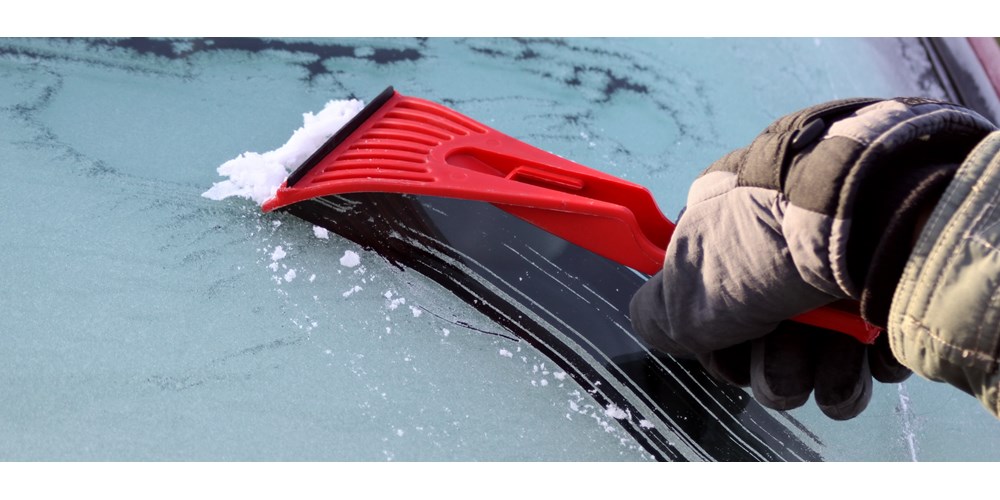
[313,226,330,239]
[340,250,361,268]
[270,246,287,261]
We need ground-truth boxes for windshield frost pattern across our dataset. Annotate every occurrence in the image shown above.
[2,37,1000,461]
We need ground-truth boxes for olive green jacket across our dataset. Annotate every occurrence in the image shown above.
[891,131,1000,417]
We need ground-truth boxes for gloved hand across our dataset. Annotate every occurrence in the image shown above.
[630,97,996,419]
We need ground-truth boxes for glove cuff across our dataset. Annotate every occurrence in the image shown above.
[784,99,995,298]
[853,161,960,327]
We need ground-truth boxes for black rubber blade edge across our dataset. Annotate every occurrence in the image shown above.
[285,85,397,187]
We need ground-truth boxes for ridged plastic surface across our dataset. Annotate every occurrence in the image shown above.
[265,88,674,276]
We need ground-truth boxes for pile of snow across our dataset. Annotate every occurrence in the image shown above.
[202,98,365,205]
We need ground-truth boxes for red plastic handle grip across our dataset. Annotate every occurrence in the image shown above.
[791,303,880,343]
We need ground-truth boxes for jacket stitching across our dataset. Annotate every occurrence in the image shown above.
[973,278,1000,364]
[903,136,1000,367]
[912,138,1000,321]
[969,182,1000,356]
[900,314,996,364]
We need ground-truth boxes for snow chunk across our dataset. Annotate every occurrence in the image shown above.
[340,250,361,268]
[383,291,405,310]
[284,269,297,282]
[270,246,287,261]
[604,404,628,420]
[313,226,330,239]
[202,98,366,205]
[342,285,363,297]
[409,306,423,318]
[499,349,513,358]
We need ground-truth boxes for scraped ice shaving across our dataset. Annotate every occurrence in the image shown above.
[270,246,286,261]
[387,296,406,310]
[342,285,363,297]
[313,226,330,239]
[340,250,361,268]
[201,98,366,205]
[604,404,628,420]
[499,349,513,358]
[639,420,654,429]
[409,306,423,318]
[389,300,403,310]
[553,372,567,381]
[284,269,297,282]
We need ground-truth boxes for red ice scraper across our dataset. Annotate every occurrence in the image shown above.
[263,86,881,344]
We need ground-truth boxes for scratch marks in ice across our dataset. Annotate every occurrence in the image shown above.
[897,382,920,462]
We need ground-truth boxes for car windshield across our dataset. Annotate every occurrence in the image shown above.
[3,37,999,461]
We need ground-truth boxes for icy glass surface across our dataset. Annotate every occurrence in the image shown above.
[1,37,997,461]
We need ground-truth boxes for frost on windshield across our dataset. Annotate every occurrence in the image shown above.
[7,37,1000,461]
